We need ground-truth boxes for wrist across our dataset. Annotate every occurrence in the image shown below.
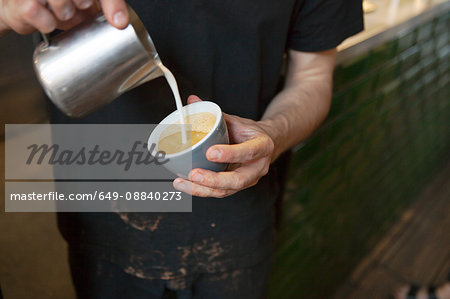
[257,118,283,162]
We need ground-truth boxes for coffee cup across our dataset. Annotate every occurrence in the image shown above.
[147,101,229,178]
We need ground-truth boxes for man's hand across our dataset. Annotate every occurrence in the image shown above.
[0,0,128,35]
[173,95,274,198]
[173,49,337,198]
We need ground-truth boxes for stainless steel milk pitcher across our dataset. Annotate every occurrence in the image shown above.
[33,6,163,118]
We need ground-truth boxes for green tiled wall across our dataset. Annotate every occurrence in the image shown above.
[269,12,449,299]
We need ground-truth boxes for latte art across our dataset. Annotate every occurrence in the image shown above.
[158,112,216,154]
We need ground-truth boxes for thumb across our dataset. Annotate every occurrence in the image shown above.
[100,0,129,29]
[187,95,203,105]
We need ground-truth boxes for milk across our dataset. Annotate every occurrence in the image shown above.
[157,112,216,154]
[159,64,187,144]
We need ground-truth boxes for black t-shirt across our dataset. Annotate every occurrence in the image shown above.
[54,0,363,278]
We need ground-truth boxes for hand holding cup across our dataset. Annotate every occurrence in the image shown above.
[173,96,275,198]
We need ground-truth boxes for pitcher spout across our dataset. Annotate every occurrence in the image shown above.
[119,61,164,93]
[142,55,164,84]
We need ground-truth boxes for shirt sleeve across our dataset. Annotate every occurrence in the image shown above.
[287,0,364,52]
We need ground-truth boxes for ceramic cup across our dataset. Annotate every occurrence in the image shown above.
[147,101,229,178]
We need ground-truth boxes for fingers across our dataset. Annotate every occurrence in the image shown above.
[99,0,128,29]
[72,0,93,10]
[187,95,202,105]
[19,0,57,33]
[47,0,76,21]
[206,135,273,164]
[1,0,100,34]
[55,2,100,29]
[190,158,269,189]
[174,158,269,198]
[174,154,271,198]
[173,178,235,198]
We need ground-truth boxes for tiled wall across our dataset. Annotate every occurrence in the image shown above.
[269,11,449,298]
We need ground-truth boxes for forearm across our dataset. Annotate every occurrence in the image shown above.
[258,49,336,162]
[259,79,332,161]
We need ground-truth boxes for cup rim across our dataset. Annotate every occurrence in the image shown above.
[147,101,222,158]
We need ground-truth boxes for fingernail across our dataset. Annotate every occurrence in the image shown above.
[192,173,203,183]
[174,179,185,188]
[208,150,221,161]
[79,0,92,9]
[177,181,189,191]
[113,11,127,27]
[62,5,75,20]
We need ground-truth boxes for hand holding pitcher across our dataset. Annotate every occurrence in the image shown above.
[32,6,164,117]
[0,0,129,35]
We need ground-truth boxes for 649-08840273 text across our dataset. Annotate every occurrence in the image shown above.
[9,191,183,201]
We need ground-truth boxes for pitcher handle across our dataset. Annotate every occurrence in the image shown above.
[40,32,50,46]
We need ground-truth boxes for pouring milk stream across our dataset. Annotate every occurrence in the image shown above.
[34,5,191,146]
[158,64,188,145]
